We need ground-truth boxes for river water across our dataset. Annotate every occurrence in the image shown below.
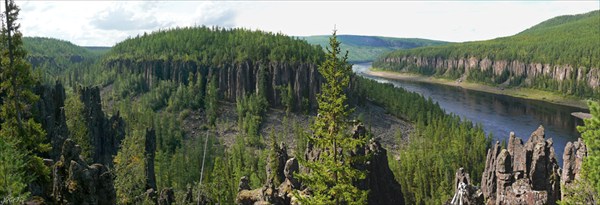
[353,62,588,165]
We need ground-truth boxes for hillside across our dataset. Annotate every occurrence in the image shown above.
[301,35,447,62]
[23,37,104,84]
[374,10,600,99]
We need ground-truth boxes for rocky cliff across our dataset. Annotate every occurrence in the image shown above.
[378,56,600,91]
[78,86,126,167]
[105,59,322,110]
[235,124,405,205]
[447,126,589,205]
[52,139,116,205]
[33,82,69,161]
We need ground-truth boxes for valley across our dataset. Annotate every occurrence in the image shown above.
[0,1,598,205]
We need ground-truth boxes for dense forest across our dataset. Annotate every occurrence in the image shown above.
[0,1,598,204]
[302,35,447,63]
[374,10,600,99]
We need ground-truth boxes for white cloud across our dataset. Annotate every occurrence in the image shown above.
[16,1,599,46]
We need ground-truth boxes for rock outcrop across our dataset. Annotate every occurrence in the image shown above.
[446,168,484,205]
[78,86,126,167]
[480,126,561,204]
[33,82,69,161]
[52,139,116,205]
[105,59,322,110]
[560,138,587,199]
[235,123,405,205]
[378,55,599,91]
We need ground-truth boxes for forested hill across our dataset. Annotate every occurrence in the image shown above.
[23,37,102,83]
[301,35,447,62]
[374,10,600,99]
[107,27,323,64]
[98,26,325,110]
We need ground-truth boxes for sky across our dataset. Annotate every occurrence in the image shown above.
[15,1,599,47]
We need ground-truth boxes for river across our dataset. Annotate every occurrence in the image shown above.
[353,62,588,165]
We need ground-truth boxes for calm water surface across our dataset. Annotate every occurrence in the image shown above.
[353,63,588,165]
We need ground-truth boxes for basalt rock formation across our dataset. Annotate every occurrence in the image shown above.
[481,126,561,205]
[105,59,322,111]
[560,138,587,199]
[52,139,116,205]
[77,86,126,167]
[377,56,600,91]
[33,82,69,161]
[445,168,484,205]
[449,126,589,205]
[235,123,405,205]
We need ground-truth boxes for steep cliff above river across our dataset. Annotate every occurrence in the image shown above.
[374,10,600,99]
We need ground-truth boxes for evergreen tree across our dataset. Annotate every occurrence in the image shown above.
[296,29,368,204]
[577,101,600,197]
[0,0,49,198]
[205,75,219,126]
[65,90,91,162]
[0,138,30,202]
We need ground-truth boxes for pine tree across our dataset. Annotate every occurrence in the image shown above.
[205,75,219,127]
[576,101,600,200]
[65,89,91,162]
[0,0,49,198]
[296,29,368,204]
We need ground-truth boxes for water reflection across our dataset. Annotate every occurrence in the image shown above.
[353,63,587,165]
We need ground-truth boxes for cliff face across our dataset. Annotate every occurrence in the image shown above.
[106,59,322,110]
[235,124,405,205]
[447,126,589,205]
[78,86,126,167]
[33,82,69,161]
[379,56,600,90]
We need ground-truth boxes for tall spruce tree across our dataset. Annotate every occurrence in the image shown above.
[0,0,48,199]
[296,29,368,204]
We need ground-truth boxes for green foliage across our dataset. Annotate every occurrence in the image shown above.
[114,128,147,204]
[302,35,447,62]
[577,101,600,196]
[0,1,50,197]
[23,37,104,86]
[65,91,91,161]
[277,82,294,113]
[374,10,600,98]
[205,75,219,127]
[296,30,369,204]
[236,93,268,147]
[107,26,324,64]
[353,77,490,204]
[0,138,30,202]
[559,176,597,205]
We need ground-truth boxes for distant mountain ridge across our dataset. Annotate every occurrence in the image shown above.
[374,10,600,99]
[300,35,447,63]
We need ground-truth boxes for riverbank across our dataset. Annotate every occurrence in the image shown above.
[365,69,589,110]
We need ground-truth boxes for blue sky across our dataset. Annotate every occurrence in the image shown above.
[17,1,599,46]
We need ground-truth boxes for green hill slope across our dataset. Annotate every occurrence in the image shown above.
[23,37,104,84]
[374,10,600,99]
[301,35,447,63]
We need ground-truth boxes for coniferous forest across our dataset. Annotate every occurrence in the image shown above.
[0,1,598,205]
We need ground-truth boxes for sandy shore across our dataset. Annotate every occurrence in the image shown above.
[365,69,590,110]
